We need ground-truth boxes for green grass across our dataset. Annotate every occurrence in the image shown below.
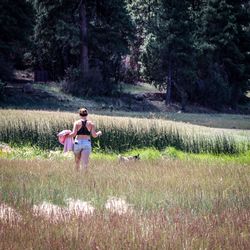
[34,81,160,96]
[160,112,250,130]
[1,151,250,210]
[2,144,250,165]
[33,82,250,130]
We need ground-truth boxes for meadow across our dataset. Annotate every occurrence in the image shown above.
[0,153,250,249]
[0,109,250,249]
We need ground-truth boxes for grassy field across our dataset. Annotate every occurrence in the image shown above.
[32,82,250,129]
[0,109,249,154]
[0,152,250,249]
[3,81,250,130]
[0,108,250,249]
[98,111,250,130]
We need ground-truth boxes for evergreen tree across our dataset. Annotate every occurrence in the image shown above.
[227,0,250,105]
[88,0,134,86]
[0,0,33,81]
[196,0,250,108]
[31,0,78,79]
[125,0,157,83]
[141,0,196,109]
[31,0,133,95]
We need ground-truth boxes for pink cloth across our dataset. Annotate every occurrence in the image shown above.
[57,130,71,144]
[57,130,74,153]
[63,137,74,153]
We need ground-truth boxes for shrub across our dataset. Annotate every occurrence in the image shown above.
[0,56,13,82]
[0,80,6,101]
[62,66,113,96]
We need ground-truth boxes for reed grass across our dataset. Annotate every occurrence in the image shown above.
[0,109,249,154]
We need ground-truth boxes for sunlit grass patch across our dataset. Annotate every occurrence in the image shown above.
[118,82,160,94]
[162,147,250,164]
[1,144,250,166]
[0,203,22,224]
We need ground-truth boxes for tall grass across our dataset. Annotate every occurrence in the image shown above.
[0,157,249,212]
[0,109,249,154]
[0,157,249,249]
[1,208,249,249]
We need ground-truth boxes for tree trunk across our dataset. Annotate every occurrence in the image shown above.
[165,62,172,105]
[79,0,89,76]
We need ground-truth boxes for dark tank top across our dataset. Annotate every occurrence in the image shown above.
[76,120,91,136]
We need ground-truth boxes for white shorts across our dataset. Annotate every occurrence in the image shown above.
[73,139,92,155]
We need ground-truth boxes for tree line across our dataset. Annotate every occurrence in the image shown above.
[0,0,249,109]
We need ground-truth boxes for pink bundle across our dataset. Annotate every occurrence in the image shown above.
[57,130,71,144]
[57,130,74,153]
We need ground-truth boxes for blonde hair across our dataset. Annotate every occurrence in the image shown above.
[79,108,88,117]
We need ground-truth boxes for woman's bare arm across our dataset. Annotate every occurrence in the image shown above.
[89,122,102,138]
[68,121,79,137]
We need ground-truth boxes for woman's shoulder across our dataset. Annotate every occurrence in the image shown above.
[74,119,83,125]
[86,120,94,127]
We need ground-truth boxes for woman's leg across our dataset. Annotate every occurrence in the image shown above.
[80,149,91,169]
[74,153,81,171]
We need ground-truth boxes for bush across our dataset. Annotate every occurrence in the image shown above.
[62,66,113,96]
[62,66,82,95]
[0,56,13,82]
[196,63,231,109]
[0,80,6,101]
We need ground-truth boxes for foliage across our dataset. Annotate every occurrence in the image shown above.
[31,0,134,94]
[0,80,6,101]
[0,56,14,82]
[140,0,196,107]
[128,0,250,108]
[62,66,111,96]
[195,0,250,107]
[1,0,249,107]
[0,0,34,70]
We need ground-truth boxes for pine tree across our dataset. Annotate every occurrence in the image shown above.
[31,0,133,94]
[226,0,250,105]
[125,0,157,82]
[196,0,250,108]
[141,0,196,109]
[88,0,134,85]
[0,0,33,81]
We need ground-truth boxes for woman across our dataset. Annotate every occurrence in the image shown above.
[68,108,102,170]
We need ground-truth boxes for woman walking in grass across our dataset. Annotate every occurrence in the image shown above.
[67,108,102,170]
